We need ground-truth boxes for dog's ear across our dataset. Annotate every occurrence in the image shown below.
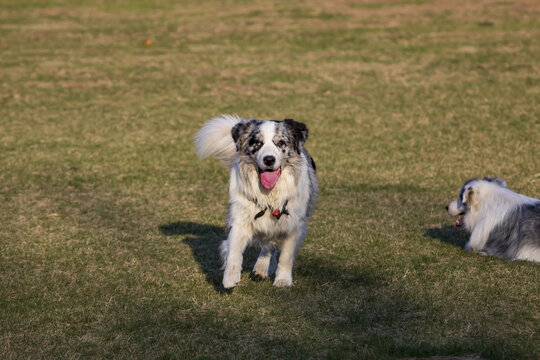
[462,186,475,207]
[231,122,248,151]
[283,119,308,153]
[483,177,507,188]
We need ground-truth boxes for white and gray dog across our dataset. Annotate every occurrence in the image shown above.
[195,115,318,288]
[446,177,540,262]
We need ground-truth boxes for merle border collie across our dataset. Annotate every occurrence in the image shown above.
[446,177,540,262]
[195,115,318,288]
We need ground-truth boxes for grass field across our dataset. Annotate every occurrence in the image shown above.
[1,0,539,359]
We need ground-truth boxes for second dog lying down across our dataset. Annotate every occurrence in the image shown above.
[446,177,540,262]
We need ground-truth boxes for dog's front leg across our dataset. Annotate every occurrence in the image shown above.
[252,243,277,280]
[467,223,488,253]
[274,225,306,287]
[222,225,251,289]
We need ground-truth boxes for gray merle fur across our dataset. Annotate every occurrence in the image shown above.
[484,202,540,260]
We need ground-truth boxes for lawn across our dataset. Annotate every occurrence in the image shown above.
[0,0,539,359]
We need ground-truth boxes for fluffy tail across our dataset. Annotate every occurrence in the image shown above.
[195,114,243,168]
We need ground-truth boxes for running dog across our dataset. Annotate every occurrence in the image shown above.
[195,115,318,288]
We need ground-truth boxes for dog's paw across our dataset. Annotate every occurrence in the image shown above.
[250,271,267,282]
[273,276,293,287]
[251,261,269,280]
[223,275,240,289]
[223,266,241,289]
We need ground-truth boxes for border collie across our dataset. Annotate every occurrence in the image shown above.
[446,177,540,262]
[195,115,318,288]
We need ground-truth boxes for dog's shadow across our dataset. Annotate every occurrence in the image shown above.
[425,224,468,248]
[159,221,260,292]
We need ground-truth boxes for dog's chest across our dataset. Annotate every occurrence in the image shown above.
[231,191,304,239]
[252,213,294,239]
[230,162,309,239]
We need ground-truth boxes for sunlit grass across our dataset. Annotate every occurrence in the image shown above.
[0,0,539,359]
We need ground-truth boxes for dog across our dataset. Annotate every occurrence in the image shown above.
[446,177,540,262]
[195,115,318,288]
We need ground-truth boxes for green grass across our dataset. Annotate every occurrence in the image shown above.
[1,0,539,359]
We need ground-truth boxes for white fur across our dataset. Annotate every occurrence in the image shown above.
[256,121,283,170]
[516,244,540,262]
[196,115,317,288]
[463,182,536,252]
[195,114,243,168]
[447,179,540,262]
[447,199,462,217]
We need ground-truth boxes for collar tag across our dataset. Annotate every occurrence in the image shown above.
[254,200,289,220]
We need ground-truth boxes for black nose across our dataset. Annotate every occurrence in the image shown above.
[263,155,275,166]
[445,205,449,211]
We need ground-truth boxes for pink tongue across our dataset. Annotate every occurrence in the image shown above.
[455,217,463,227]
[260,168,281,189]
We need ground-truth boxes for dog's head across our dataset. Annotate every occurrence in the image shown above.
[231,118,308,190]
[446,177,507,228]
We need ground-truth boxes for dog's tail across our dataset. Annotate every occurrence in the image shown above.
[195,114,243,168]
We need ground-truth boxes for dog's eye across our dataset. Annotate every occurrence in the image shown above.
[249,139,262,147]
[276,140,286,148]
